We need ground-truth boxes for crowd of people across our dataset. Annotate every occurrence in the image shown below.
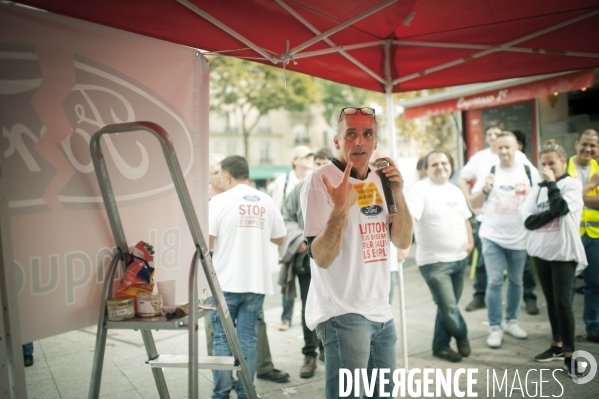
[206,105,598,398]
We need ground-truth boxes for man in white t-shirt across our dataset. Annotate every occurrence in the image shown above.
[407,150,474,363]
[301,107,413,398]
[209,155,286,399]
[458,124,538,314]
[469,132,540,349]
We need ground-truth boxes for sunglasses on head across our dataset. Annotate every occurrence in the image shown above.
[339,107,375,121]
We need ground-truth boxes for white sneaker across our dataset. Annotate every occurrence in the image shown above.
[504,320,528,339]
[487,325,503,348]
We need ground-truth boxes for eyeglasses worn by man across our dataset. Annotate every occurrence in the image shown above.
[300,107,413,398]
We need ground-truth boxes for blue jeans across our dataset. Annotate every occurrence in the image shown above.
[419,259,469,352]
[210,292,265,399]
[582,234,599,337]
[281,293,294,323]
[316,314,396,399]
[482,238,527,326]
[22,343,33,356]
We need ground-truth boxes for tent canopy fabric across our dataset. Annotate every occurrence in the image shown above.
[15,0,599,93]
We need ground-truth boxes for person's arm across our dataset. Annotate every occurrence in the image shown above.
[524,168,569,230]
[271,237,285,246]
[397,245,411,259]
[310,162,357,269]
[465,219,474,255]
[458,177,472,202]
[470,173,494,209]
[209,235,215,250]
[379,157,413,249]
[582,171,599,207]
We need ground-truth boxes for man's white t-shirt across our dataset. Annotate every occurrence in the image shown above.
[521,177,587,265]
[407,179,472,266]
[269,170,299,210]
[301,162,394,330]
[209,184,286,295]
[461,148,532,221]
[478,162,540,249]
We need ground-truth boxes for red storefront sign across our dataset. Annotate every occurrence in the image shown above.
[404,69,595,120]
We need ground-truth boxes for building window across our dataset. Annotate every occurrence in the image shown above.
[260,142,270,164]
[294,123,309,144]
[225,111,237,134]
[258,115,270,135]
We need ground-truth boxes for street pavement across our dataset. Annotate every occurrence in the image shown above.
[24,251,599,398]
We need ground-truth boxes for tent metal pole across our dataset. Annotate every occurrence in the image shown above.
[393,39,599,58]
[274,0,385,84]
[385,87,396,161]
[383,40,409,372]
[0,164,27,399]
[287,0,396,56]
[383,40,397,160]
[292,41,385,59]
[177,0,274,63]
[391,8,599,86]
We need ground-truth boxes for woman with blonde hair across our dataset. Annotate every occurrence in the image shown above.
[521,140,587,377]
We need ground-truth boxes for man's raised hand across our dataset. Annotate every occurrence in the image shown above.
[322,161,357,213]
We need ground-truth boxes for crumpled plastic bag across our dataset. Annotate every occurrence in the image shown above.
[115,241,155,304]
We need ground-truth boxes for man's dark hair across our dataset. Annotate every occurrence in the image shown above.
[485,121,501,133]
[513,130,526,151]
[424,149,454,172]
[578,129,599,141]
[220,155,249,180]
[314,147,333,160]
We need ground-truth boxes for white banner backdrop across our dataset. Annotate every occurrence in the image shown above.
[0,4,210,343]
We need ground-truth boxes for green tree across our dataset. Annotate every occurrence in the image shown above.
[318,80,370,123]
[209,57,319,158]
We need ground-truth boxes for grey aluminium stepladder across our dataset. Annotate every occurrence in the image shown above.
[88,121,257,399]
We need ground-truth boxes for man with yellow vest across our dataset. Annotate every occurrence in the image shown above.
[567,129,599,343]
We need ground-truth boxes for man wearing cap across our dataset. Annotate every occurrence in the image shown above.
[269,145,314,331]
[269,145,314,211]
[301,107,412,397]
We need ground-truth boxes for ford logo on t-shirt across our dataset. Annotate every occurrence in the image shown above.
[447,201,458,207]
[243,195,261,202]
[499,185,515,191]
[360,205,383,216]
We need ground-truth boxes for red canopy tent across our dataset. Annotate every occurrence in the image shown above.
[15,0,599,160]
[7,0,599,378]
[16,0,599,92]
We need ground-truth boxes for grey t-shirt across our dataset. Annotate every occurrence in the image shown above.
[574,162,590,184]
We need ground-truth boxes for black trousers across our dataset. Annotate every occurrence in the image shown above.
[298,272,322,358]
[534,257,577,353]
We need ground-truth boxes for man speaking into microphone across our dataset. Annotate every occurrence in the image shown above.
[300,107,413,398]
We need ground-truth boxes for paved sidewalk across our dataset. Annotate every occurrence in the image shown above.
[25,255,599,398]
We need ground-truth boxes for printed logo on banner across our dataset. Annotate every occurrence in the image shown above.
[0,50,193,214]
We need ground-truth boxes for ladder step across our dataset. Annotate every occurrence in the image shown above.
[148,355,240,370]
[105,308,212,330]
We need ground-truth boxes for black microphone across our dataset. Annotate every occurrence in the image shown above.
[375,158,397,214]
